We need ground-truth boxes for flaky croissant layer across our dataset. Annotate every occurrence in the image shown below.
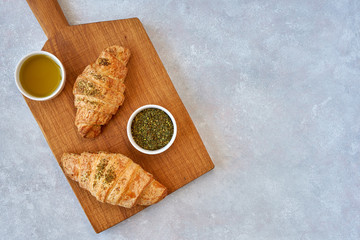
[73,45,131,138]
[61,152,167,208]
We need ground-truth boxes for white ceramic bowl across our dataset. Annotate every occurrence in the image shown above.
[15,51,66,101]
[127,104,177,155]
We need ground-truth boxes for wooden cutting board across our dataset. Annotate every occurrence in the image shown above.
[25,0,214,233]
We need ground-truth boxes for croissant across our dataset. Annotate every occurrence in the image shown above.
[73,45,131,138]
[61,152,167,208]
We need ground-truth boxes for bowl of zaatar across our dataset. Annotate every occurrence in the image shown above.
[127,104,177,155]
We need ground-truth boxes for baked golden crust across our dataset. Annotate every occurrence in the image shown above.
[73,74,124,106]
[74,95,119,115]
[75,108,112,138]
[61,152,167,208]
[117,167,153,208]
[93,52,128,83]
[137,180,168,206]
[83,65,126,94]
[75,108,112,126]
[103,45,131,65]
[73,45,130,138]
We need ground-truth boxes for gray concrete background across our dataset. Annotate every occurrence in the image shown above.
[1,0,360,239]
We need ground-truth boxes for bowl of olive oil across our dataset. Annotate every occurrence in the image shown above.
[15,51,66,101]
[127,105,177,155]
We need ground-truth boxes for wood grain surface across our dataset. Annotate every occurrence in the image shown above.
[25,0,214,233]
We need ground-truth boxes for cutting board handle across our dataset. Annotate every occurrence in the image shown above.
[26,0,69,38]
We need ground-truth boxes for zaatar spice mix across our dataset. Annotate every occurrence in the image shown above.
[131,108,174,150]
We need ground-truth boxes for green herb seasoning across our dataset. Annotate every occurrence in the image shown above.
[104,168,116,184]
[77,80,100,96]
[95,158,109,180]
[131,108,174,150]
[98,58,111,66]
[93,158,109,188]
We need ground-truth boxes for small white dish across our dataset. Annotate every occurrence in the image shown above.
[14,51,66,101]
[127,104,177,155]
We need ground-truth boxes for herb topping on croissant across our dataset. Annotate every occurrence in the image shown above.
[73,45,131,138]
[61,152,167,208]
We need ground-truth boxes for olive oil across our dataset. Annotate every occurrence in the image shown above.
[19,55,61,97]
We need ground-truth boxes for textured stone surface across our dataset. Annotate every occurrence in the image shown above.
[1,0,360,239]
